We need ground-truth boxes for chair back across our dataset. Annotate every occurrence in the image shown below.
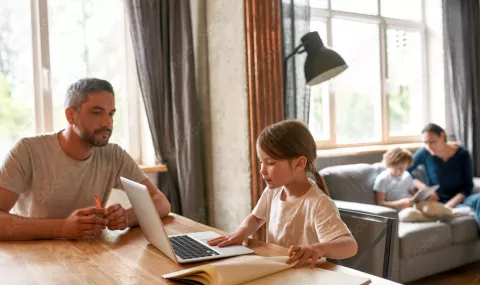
[329,209,396,279]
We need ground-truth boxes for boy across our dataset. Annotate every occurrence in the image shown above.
[374,147,415,210]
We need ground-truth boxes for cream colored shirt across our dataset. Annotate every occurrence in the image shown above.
[252,179,350,248]
[0,132,147,219]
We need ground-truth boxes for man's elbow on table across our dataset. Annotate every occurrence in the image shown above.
[141,179,171,218]
[158,195,171,217]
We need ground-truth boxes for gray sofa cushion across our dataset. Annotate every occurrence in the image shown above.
[320,163,381,205]
[398,222,452,259]
[450,216,479,244]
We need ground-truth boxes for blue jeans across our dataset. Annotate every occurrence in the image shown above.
[458,193,480,230]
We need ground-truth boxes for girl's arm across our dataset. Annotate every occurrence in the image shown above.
[375,192,413,209]
[288,198,359,268]
[238,214,265,235]
[286,234,358,268]
[209,187,271,247]
[207,214,265,247]
[311,234,357,259]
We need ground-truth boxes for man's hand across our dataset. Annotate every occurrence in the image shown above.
[60,207,108,239]
[286,245,325,269]
[105,204,129,231]
[207,227,250,247]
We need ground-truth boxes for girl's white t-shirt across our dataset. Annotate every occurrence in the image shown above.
[252,179,351,248]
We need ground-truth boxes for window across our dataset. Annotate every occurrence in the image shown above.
[0,0,154,163]
[309,0,445,148]
[0,1,36,157]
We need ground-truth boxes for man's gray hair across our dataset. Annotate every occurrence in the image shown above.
[64,78,115,108]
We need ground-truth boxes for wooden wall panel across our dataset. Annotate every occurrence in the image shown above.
[244,0,284,240]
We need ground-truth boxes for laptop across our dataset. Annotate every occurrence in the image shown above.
[120,177,254,264]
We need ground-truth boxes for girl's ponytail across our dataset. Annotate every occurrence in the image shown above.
[314,171,330,196]
[308,161,329,196]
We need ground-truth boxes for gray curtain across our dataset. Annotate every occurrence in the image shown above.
[282,0,311,122]
[443,0,480,176]
[125,0,207,223]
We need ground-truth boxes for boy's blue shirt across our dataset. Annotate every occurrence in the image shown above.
[408,146,474,203]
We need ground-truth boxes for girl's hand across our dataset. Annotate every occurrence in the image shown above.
[207,227,249,247]
[286,245,325,269]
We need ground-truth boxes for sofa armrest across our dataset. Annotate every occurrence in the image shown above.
[474,178,480,194]
[334,200,398,219]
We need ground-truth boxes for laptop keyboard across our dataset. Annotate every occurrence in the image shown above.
[169,235,220,260]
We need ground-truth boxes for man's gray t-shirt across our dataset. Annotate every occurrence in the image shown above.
[0,132,147,219]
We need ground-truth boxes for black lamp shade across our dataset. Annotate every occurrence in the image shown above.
[301,32,348,86]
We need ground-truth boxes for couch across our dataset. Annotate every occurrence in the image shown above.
[319,163,480,283]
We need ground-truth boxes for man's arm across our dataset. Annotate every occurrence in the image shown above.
[0,187,108,241]
[124,178,171,227]
[0,187,64,240]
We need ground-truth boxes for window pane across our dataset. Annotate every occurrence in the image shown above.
[310,0,328,9]
[332,19,382,144]
[0,1,35,160]
[332,0,378,15]
[309,21,329,140]
[387,29,424,136]
[48,0,128,148]
[381,0,422,21]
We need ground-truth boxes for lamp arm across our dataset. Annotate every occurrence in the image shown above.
[284,43,304,62]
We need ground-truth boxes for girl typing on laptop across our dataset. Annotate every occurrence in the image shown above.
[208,120,358,269]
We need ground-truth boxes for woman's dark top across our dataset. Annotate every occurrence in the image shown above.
[408,147,473,203]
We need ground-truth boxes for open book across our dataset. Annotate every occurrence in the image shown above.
[162,255,371,285]
[412,185,439,203]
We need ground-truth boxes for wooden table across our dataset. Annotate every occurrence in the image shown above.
[0,214,400,285]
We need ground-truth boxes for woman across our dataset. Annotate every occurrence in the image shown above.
[408,123,480,229]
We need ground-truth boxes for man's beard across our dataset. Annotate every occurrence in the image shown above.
[75,126,112,147]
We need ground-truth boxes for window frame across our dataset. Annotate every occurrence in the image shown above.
[310,0,435,149]
[27,0,150,163]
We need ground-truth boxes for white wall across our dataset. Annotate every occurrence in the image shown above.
[191,0,251,232]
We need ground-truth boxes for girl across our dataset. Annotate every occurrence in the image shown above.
[208,120,357,268]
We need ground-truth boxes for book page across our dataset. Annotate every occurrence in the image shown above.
[243,266,371,285]
[413,185,439,203]
[211,256,296,285]
[163,256,296,285]
[163,255,371,285]
[163,264,217,285]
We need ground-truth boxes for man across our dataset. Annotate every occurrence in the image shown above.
[0,78,171,240]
